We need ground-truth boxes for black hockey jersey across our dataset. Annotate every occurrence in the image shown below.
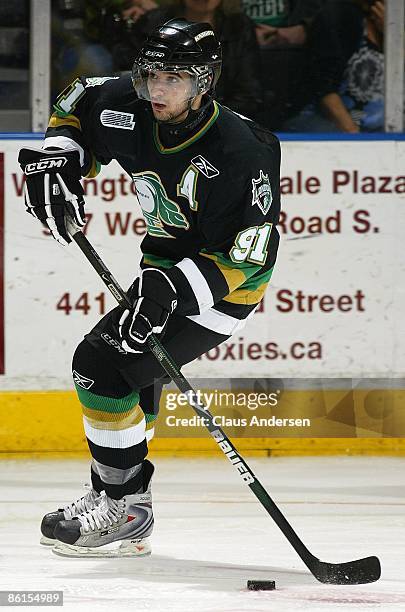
[45,75,281,336]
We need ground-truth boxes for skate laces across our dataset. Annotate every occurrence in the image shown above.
[63,484,99,520]
[77,491,126,533]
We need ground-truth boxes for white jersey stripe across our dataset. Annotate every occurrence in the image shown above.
[176,258,214,313]
[186,306,256,336]
[43,135,85,167]
[83,416,146,448]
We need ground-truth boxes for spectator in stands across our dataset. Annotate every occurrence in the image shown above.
[114,0,159,22]
[0,1,29,115]
[129,0,263,120]
[86,0,159,38]
[52,1,158,95]
[240,0,322,129]
[52,1,114,95]
[283,0,385,132]
[241,0,322,48]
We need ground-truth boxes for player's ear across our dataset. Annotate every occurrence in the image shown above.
[191,93,205,110]
[204,72,214,93]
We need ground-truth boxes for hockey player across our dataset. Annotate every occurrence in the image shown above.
[18,18,280,557]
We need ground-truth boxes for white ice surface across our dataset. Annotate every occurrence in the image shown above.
[0,456,404,612]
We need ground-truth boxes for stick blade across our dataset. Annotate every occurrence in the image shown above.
[314,555,381,585]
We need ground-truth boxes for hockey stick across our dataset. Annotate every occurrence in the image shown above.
[66,222,381,585]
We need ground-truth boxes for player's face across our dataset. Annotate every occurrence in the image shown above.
[147,71,195,123]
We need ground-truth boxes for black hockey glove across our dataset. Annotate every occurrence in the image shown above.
[18,147,86,245]
[119,268,178,354]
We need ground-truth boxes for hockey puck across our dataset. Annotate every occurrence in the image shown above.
[247,580,276,591]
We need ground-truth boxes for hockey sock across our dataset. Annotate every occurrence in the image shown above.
[75,384,148,499]
[90,459,143,499]
[145,413,158,442]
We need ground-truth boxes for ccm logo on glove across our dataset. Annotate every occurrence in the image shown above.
[18,147,86,246]
[24,157,69,174]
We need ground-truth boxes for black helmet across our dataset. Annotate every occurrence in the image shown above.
[132,18,222,101]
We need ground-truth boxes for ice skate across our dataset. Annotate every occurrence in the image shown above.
[40,484,99,546]
[52,460,154,558]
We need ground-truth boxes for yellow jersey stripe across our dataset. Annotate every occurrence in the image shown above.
[199,251,246,291]
[48,113,82,131]
[223,281,269,305]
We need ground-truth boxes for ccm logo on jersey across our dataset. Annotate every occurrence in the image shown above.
[101,333,128,355]
[72,370,95,390]
[24,157,68,174]
[191,155,219,178]
[100,109,136,130]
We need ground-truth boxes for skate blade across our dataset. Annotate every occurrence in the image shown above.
[40,536,56,546]
[52,538,152,558]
